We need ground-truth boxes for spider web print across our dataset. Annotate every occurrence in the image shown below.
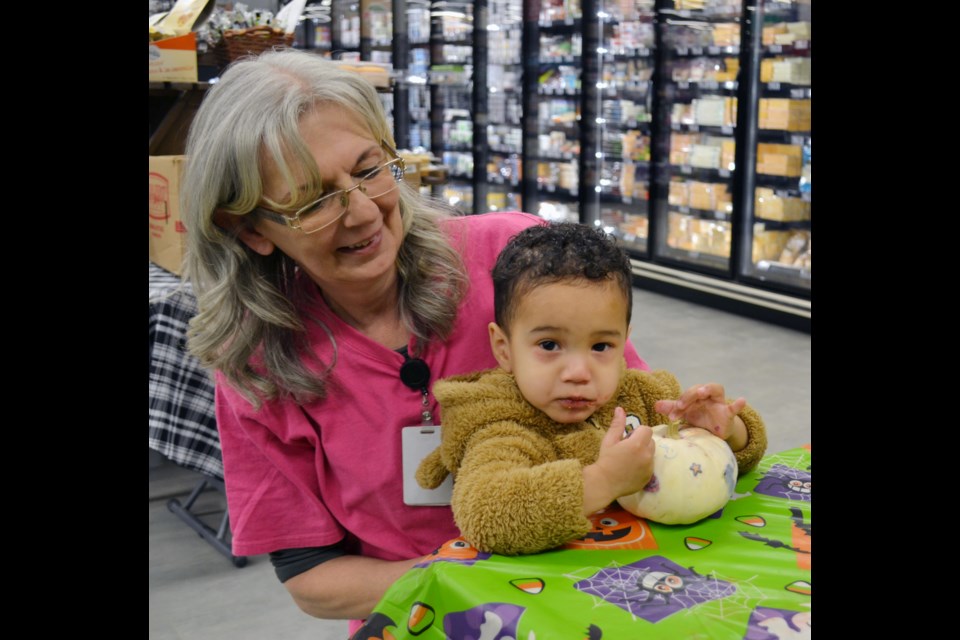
[758,450,810,476]
[567,559,770,626]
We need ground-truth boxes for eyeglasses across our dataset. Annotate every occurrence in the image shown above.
[256,152,406,235]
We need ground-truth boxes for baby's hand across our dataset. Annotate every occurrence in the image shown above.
[654,383,746,440]
[593,407,655,498]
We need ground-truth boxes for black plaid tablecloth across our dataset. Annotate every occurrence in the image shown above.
[149,262,223,480]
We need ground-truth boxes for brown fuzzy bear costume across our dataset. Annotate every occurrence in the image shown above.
[416,366,767,556]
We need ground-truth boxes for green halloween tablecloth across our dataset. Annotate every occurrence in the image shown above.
[354,445,811,639]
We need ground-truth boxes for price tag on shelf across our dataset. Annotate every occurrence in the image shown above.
[691,47,703,55]
[770,45,782,53]
[702,81,718,90]
[790,88,806,99]
[678,81,690,89]
[677,47,689,56]
[719,169,731,178]
[679,206,690,214]
[681,166,692,174]
[689,124,699,132]
[794,41,809,50]
[708,46,720,55]
[721,126,734,135]
[790,135,804,145]
[769,82,781,91]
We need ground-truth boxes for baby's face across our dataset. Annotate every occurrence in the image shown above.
[491,279,628,424]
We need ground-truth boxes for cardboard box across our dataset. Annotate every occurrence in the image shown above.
[149,156,188,275]
[759,98,811,132]
[668,180,689,206]
[755,188,810,221]
[149,32,198,83]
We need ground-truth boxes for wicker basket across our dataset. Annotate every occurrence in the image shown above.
[213,26,294,68]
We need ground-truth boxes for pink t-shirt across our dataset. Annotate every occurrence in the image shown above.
[215,211,649,561]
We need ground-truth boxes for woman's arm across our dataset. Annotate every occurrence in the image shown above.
[283,554,427,620]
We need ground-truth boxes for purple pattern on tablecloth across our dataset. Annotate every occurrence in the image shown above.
[753,464,811,502]
[443,603,525,639]
[574,555,735,623]
[744,606,811,639]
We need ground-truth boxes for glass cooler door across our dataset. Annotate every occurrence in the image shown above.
[483,0,525,213]
[429,1,475,214]
[737,0,811,294]
[596,0,658,255]
[533,0,584,223]
[649,0,744,275]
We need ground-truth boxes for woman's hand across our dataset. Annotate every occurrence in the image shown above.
[654,384,748,450]
[582,407,656,515]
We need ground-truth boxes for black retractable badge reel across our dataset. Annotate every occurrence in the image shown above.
[399,355,452,505]
[400,356,433,425]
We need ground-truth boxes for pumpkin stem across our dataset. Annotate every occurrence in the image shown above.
[665,418,684,439]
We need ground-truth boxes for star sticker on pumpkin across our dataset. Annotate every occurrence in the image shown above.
[689,462,703,476]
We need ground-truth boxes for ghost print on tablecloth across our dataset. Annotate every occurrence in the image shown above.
[442,602,525,639]
[744,606,811,640]
[573,555,735,623]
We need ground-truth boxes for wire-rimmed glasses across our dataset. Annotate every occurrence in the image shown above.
[256,153,406,234]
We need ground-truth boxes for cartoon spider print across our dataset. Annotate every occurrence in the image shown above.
[628,566,703,605]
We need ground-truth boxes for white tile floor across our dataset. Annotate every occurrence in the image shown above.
[148,286,811,640]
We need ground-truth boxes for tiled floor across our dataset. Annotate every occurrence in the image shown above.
[148,286,811,640]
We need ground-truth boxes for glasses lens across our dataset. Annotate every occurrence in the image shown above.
[298,158,404,234]
[362,159,403,200]
[298,193,346,234]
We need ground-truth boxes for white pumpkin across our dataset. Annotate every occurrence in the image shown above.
[617,420,738,525]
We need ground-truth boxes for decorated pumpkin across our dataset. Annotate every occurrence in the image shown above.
[617,419,738,525]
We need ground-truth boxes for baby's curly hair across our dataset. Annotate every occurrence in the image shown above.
[492,222,633,332]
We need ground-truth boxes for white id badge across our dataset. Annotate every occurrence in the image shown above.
[402,425,453,506]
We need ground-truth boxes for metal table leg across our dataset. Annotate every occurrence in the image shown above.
[167,477,248,568]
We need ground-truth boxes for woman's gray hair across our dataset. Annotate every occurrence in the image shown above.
[181,48,467,408]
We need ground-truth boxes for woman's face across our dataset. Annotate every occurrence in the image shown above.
[251,104,404,298]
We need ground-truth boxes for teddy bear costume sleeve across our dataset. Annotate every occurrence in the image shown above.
[418,368,681,555]
[417,367,769,556]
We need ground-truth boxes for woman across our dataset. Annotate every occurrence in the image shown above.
[180,49,651,631]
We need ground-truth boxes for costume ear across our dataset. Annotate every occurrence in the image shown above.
[212,209,277,256]
[488,322,513,373]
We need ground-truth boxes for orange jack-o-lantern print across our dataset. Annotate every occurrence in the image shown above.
[563,505,659,550]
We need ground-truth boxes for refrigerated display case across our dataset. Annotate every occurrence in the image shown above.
[429,2,475,213]
[405,0,433,151]
[332,0,362,56]
[737,0,810,294]
[482,0,525,213]
[596,0,658,255]
[648,0,743,275]
[532,0,584,222]
[631,0,809,328]
[280,1,810,328]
